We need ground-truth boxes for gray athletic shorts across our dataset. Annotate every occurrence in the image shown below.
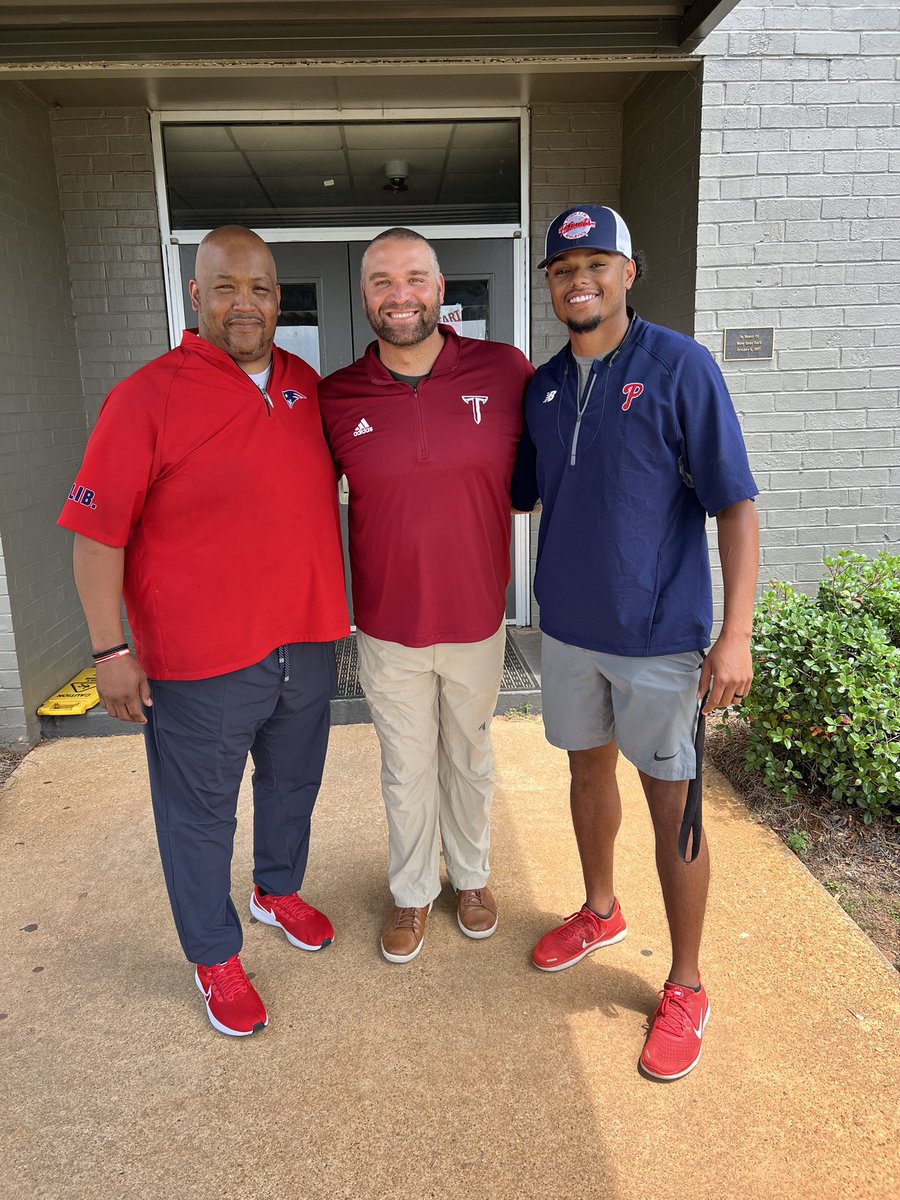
[541,634,705,782]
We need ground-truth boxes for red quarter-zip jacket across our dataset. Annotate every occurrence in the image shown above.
[59,330,349,679]
[319,327,533,646]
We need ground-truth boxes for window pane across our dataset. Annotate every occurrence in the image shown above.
[163,120,520,230]
[274,280,320,372]
[440,279,490,340]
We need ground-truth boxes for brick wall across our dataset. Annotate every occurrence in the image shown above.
[622,69,703,336]
[697,0,900,590]
[50,108,169,423]
[0,85,86,745]
[0,533,26,740]
[529,102,623,364]
[527,102,623,619]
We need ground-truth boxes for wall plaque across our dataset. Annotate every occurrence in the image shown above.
[723,327,774,361]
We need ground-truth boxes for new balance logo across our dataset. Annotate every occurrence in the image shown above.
[543,390,557,404]
[353,418,374,437]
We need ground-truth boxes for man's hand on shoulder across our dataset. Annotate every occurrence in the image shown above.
[96,654,152,724]
[698,627,753,715]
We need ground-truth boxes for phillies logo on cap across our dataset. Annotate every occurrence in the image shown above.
[559,211,597,241]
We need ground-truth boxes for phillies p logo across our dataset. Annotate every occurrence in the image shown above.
[621,382,644,412]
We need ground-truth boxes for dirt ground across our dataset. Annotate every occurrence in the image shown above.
[3,726,897,970]
[0,747,25,787]
[705,718,899,971]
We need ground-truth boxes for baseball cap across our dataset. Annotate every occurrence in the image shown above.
[538,205,633,270]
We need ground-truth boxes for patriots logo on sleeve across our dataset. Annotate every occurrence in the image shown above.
[282,389,306,409]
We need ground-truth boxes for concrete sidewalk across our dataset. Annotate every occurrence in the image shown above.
[1,720,897,1200]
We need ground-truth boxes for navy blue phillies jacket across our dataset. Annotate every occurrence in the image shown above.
[510,312,758,657]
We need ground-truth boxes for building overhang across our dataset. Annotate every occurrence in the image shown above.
[0,1,735,107]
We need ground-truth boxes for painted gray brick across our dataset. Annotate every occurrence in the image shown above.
[786,175,853,197]
[760,105,827,128]
[718,176,787,199]
[796,525,859,546]
[791,128,860,152]
[0,85,92,744]
[830,469,891,487]
[761,60,828,83]
[758,151,824,175]
[755,197,822,220]
[696,0,900,597]
[703,58,762,83]
[767,507,825,529]
[722,128,790,153]
[795,32,861,56]
[834,8,900,33]
[727,32,797,57]
[792,82,862,105]
[842,347,900,368]
[859,32,900,55]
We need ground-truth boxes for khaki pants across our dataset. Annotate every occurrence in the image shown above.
[356,622,506,908]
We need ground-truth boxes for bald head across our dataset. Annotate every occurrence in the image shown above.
[189,225,280,373]
[194,225,277,281]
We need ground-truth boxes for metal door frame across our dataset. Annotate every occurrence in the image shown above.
[150,107,532,625]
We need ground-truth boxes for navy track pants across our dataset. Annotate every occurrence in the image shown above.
[143,642,336,966]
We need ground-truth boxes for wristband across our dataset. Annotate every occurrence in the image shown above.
[93,647,131,665]
[91,643,128,660]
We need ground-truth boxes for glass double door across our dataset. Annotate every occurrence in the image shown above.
[178,238,522,623]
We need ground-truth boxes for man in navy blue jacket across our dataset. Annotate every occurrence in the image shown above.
[512,205,759,1081]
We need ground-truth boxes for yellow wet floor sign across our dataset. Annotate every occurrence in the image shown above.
[38,668,100,716]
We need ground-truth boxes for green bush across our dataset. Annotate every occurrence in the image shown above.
[817,548,900,645]
[742,551,900,822]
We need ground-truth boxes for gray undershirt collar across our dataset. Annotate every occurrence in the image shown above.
[573,351,610,401]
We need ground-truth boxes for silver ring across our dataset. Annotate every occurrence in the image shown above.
[733,693,744,699]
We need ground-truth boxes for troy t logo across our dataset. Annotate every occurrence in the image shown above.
[621,382,644,411]
[462,395,489,424]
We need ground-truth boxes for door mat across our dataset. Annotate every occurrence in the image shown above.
[334,633,538,700]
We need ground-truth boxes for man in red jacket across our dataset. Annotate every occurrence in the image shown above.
[319,228,533,963]
[59,226,349,1037]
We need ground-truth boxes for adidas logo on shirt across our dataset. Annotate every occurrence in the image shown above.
[353,418,374,437]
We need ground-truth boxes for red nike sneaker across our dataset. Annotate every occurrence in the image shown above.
[249,885,334,950]
[640,979,710,1081]
[532,899,627,972]
[194,954,268,1037]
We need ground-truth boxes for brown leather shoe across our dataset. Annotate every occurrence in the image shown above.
[456,887,498,940]
[380,901,432,963]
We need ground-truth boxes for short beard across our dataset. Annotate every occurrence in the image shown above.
[199,311,269,363]
[223,330,267,362]
[365,297,441,347]
[565,311,604,335]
